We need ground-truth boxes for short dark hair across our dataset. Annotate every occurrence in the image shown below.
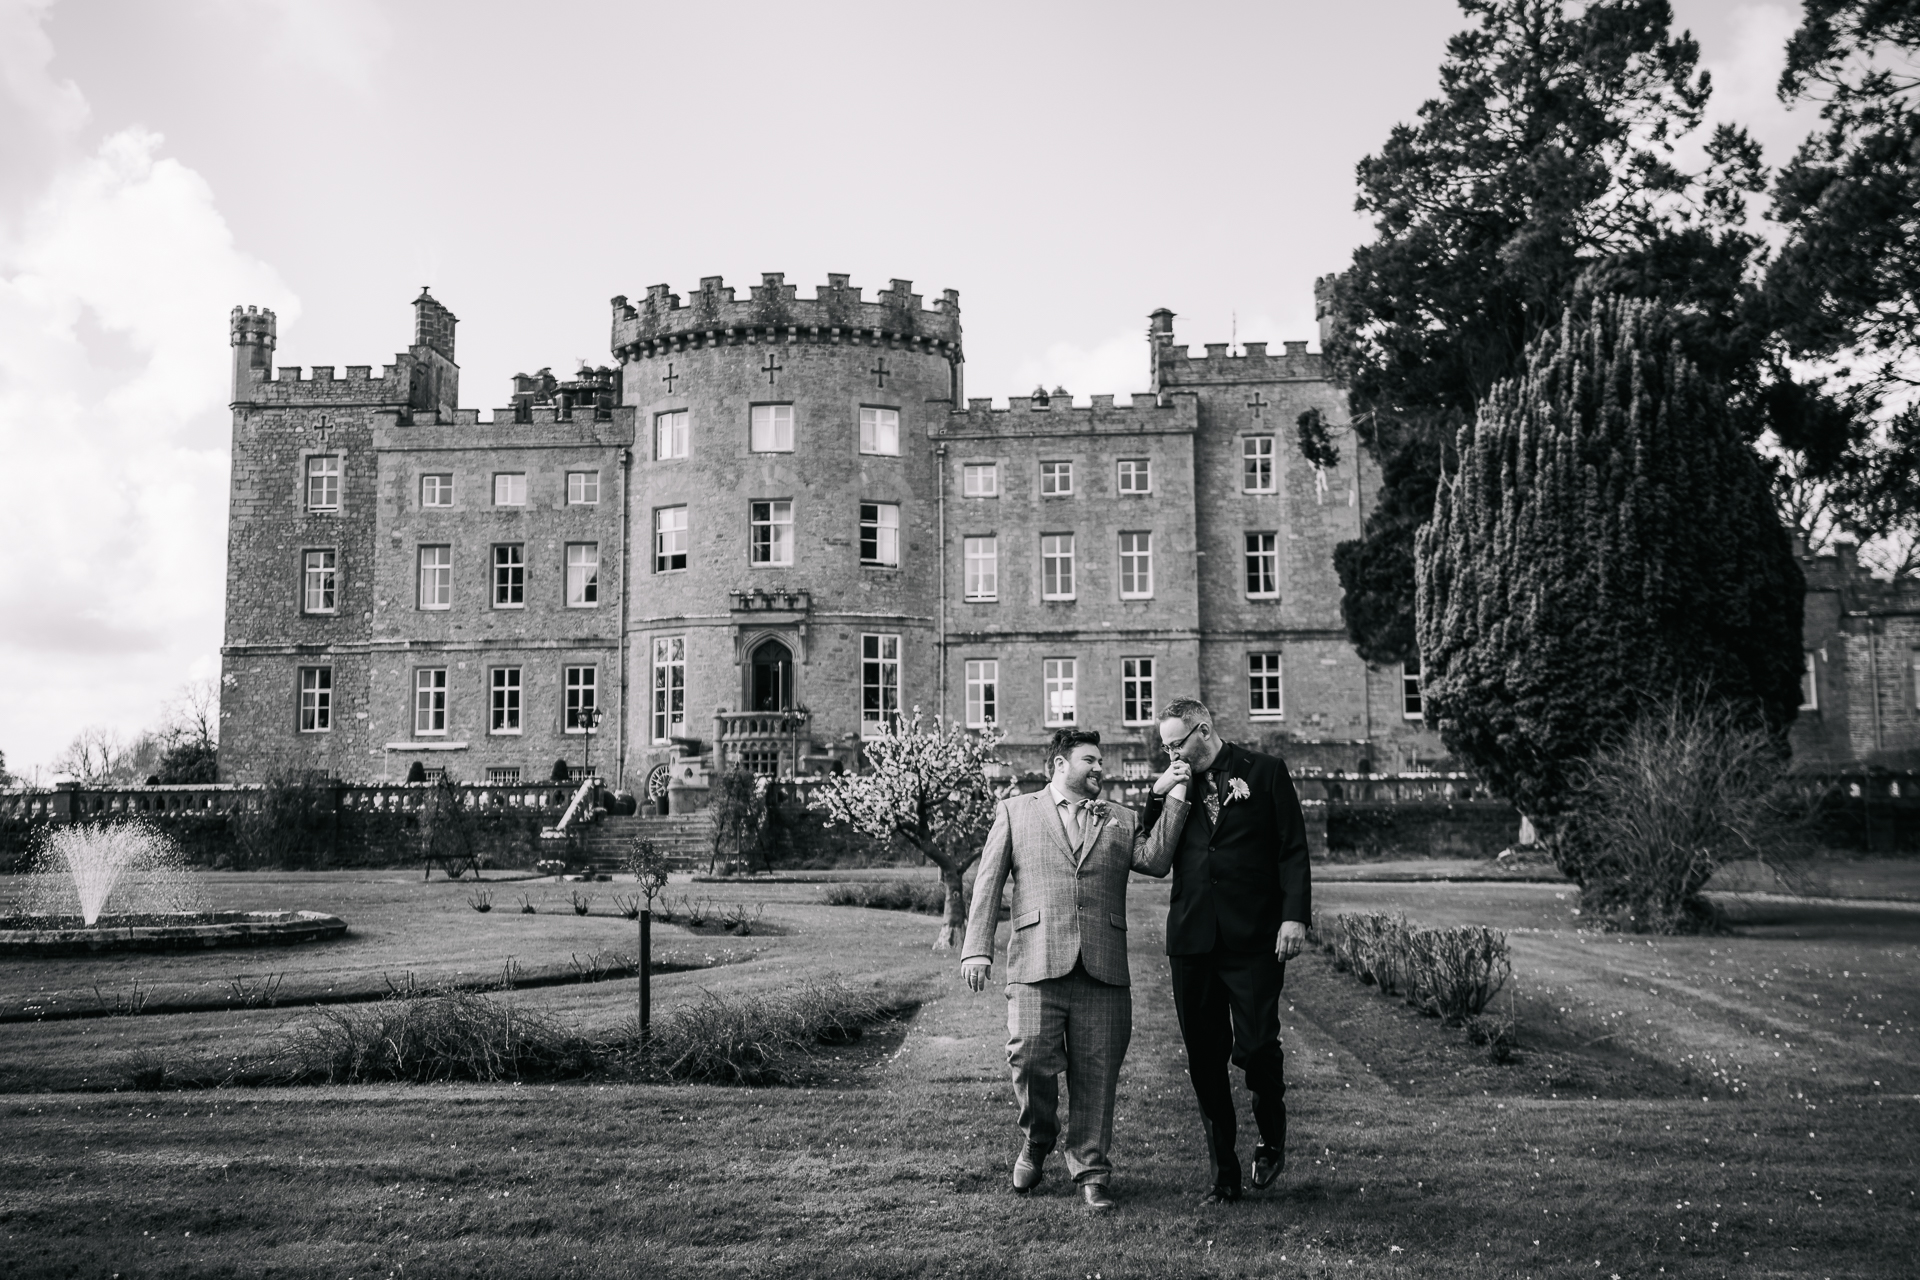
[1160,697,1210,725]
[1048,728,1101,769]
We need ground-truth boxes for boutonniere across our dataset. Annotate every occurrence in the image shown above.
[1084,800,1111,823]
[1225,778,1251,805]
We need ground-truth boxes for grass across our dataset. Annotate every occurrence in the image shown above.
[0,867,1914,1276]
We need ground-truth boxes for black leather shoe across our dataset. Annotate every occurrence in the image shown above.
[1081,1183,1116,1211]
[1251,1143,1284,1189]
[1012,1145,1047,1193]
[1205,1183,1242,1204]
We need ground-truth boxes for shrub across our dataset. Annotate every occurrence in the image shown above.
[230,771,336,869]
[1562,697,1815,933]
[127,981,907,1091]
[629,979,899,1085]
[1312,910,1510,1024]
[823,880,947,914]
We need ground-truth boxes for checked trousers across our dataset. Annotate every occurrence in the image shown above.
[1005,960,1132,1186]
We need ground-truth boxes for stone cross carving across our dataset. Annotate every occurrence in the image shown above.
[311,414,336,451]
[662,362,679,393]
[761,352,783,385]
[1246,391,1267,419]
[871,357,889,389]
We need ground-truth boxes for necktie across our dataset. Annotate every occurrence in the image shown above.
[1202,771,1221,825]
[1061,797,1081,848]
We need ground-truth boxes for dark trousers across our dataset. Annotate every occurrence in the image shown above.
[1169,946,1287,1189]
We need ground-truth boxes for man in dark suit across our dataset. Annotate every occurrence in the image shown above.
[1138,696,1312,1202]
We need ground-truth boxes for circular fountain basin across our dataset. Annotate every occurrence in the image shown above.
[0,911,348,956]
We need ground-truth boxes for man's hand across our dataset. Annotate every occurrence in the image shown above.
[1152,758,1192,797]
[1276,920,1307,963]
[962,959,991,992]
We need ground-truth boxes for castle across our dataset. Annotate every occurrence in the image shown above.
[220,271,1917,804]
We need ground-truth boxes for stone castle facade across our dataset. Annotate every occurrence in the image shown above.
[217,273,1461,799]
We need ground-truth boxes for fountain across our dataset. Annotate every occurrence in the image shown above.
[0,823,346,956]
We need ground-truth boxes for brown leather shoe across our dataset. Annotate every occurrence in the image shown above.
[1012,1145,1047,1193]
[1081,1183,1116,1211]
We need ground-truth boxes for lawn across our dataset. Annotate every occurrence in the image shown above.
[0,866,1914,1277]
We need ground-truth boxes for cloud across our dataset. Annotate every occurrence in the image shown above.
[1014,331,1150,406]
[211,0,391,94]
[1700,3,1807,163]
[0,12,297,776]
[0,0,86,136]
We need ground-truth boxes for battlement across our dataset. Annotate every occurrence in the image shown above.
[1146,307,1329,390]
[936,390,1197,439]
[611,272,962,359]
[235,355,415,404]
[371,405,635,450]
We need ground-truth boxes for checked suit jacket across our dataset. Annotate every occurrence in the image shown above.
[961,787,1183,987]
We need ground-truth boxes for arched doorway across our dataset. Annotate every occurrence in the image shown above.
[749,638,793,712]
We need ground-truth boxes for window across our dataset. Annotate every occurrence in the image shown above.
[490,667,522,733]
[493,544,525,607]
[1245,532,1279,597]
[1117,459,1151,494]
[1801,652,1819,712]
[420,474,453,507]
[418,545,451,609]
[964,536,998,600]
[1122,657,1155,725]
[860,502,900,567]
[1041,534,1076,600]
[653,636,686,743]
[566,543,599,607]
[567,472,600,504]
[965,659,998,728]
[861,633,901,735]
[655,506,688,572]
[1403,653,1424,720]
[1119,531,1153,599]
[414,669,447,735]
[298,666,331,732]
[750,500,794,565]
[419,766,447,784]
[962,463,998,497]
[1043,658,1077,725]
[750,403,794,452]
[565,666,597,732]
[655,409,689,460]
[1249,653,1283,718]
[305,456,340,511]
[493,473,527,506]
[1243,437,1276,492]
[302,549,337,614]
[860,407,900,455]
[1041,460,1073,496]
[486,767,521,786]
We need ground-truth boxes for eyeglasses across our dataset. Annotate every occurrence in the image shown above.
[1161,721,1208,755]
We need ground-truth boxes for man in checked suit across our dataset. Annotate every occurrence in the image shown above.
[961,727,1184,1211]
[1141,696,1312,1203]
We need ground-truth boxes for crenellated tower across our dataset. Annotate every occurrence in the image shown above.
[613,273,961,778]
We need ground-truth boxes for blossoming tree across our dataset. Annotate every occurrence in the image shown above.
[807,709,1006,950]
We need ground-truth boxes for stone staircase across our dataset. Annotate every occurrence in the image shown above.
[572,812,714,872]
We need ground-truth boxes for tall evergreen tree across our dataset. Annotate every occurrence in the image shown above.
[1415,296,1805,824]
[1322,0,1841,661]
[1768,0,1920,577]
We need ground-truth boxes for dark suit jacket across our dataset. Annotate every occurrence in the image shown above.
[1140,742,1312,956]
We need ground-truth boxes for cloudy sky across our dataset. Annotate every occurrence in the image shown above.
[0,0,1813,779]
